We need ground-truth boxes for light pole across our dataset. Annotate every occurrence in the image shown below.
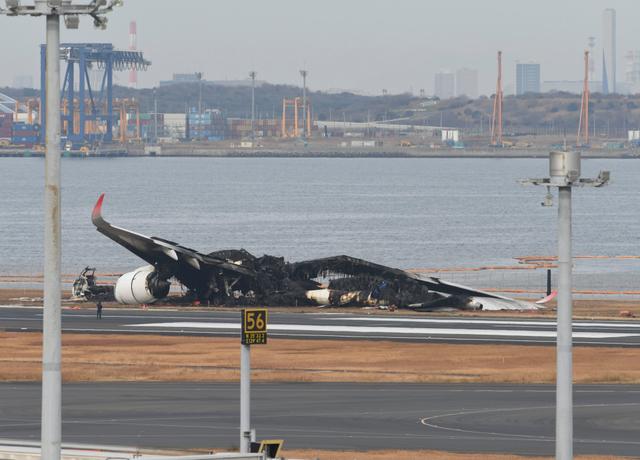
[521,151,609,460]
[249,71,256,143]
[153,88,158,143]
[1,2,121,460]
[299,69,308,139]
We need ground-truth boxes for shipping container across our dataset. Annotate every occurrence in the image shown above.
[164,113,186,121]
[12,136,40,143]
[0,113,12,127]
[12,131,39,137]
[13,123,41,132]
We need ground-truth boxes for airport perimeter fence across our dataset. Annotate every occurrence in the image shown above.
[411,256,640,301]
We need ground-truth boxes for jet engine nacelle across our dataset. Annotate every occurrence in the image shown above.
[114,265,171,304]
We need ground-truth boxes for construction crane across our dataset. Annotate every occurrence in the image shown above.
[577,50,590,147]
[490,51,503,147]
[39,43,150,146]
[0,92,29,118]
[117,98,141,144]
[281,97,311,138]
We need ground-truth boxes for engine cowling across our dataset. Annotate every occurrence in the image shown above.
[114,265,171,304]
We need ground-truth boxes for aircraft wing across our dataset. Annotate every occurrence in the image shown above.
[91,193,256,278]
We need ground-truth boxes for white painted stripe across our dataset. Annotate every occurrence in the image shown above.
[327,317,640,329]
[126,322,638,339]
[0,305,42,309]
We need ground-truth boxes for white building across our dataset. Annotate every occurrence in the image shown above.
[163,113,186,139]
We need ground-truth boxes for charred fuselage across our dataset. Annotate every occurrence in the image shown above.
[88,193,538,311]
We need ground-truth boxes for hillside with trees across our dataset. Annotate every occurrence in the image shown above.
[3,84,640,138]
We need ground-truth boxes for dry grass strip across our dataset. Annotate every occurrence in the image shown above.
[1,332,640,384]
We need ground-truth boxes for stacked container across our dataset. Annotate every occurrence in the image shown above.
[12,122,41,147]
[0,113,13,143]
[128,113,164,141]
[226,118,279,139]
[188,110,225,141]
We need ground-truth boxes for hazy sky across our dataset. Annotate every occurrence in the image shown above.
[1,0,639,95]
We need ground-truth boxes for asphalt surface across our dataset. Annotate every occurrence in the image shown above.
[2,305,640,346]
[1,382,640,456]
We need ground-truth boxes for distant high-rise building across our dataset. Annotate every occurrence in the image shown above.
[625,51,640,94]
[434,71,455,100]
[455,68,478,98]
[515,62,541,95]
[602,8,616,94]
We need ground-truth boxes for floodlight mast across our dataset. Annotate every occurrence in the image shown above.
[520,151,609,460]
[0,3,121,460]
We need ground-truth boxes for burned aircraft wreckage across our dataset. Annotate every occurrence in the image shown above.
[73,194,540,311]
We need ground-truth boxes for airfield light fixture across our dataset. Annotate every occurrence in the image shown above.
[520,151,609,460]
[1,3,122,460]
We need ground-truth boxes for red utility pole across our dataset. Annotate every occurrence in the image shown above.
[577,51,590,147]
[490,51,503,147]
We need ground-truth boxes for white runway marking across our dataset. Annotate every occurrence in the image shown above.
[420,402,640,446]
[328,317,640,329]
[126,322,638,339]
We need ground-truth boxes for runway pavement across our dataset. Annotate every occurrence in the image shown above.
[2,305,640,346]
[1,382,639,456]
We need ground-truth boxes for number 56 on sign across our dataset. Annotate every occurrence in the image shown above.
[242,309,268,345]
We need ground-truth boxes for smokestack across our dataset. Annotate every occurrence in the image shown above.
[129,20,137,88]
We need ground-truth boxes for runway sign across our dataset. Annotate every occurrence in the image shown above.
[251,439,283,457]
[242,308,268,345]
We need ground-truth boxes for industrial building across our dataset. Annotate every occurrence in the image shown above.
[159,73,203,86]
[516,62,541,95]
[160,73,265,88]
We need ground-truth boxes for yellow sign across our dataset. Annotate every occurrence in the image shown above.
[242,308,268,345]
[258,439,283,457]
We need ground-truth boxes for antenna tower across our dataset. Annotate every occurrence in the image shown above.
[577,51,590,147]
[490,51,503,147]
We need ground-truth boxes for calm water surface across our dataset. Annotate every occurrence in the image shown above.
[1,157,637,291]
